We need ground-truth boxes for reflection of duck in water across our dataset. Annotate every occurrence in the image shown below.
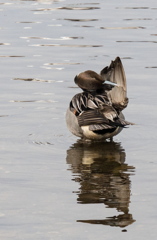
[66,140,135,228]
[66,57,133,141]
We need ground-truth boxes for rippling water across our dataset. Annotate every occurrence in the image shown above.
[0,0,157,239]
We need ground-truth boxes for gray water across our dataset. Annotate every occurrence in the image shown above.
[0,0,157,239]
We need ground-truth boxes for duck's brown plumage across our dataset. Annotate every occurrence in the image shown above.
[74,70,105,91]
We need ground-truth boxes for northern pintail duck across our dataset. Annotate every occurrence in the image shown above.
[66,57,133,140]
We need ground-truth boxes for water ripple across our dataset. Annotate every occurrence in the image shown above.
[64,18,98,22]
[0,115,8,117]
[10,100,56,103]
[44,62,81,66]
[21,36,83,40]
[13,78,55,83]
[31,141,54,146]
[0,2,13,5]
[0,55,25,57]
[101,26,145,30]
[29,44,103,47]
[116,7,149,9]
[124,18,152,21]
[32,6,100,11]
[117,40,157,43]
[0,43,10,45]
[145,66,157,68]
[16,21,41,24]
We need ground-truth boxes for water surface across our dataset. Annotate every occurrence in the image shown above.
[0,0,157,239]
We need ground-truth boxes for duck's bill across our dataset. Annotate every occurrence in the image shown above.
[104,80,118,86]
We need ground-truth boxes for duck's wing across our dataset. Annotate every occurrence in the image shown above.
[100,57,128,112]
[77,106,132,131]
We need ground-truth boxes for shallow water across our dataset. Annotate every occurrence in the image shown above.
[0,0,157,239]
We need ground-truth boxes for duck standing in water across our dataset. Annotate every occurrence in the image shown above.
[66,57,133,141]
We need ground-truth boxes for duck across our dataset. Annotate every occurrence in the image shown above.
[66,57,133,141]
